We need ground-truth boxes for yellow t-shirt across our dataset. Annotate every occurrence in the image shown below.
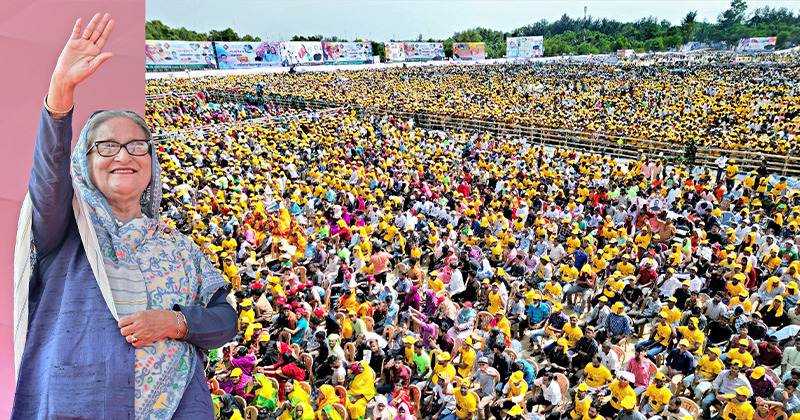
[727,349,754,368]
[560,266,579,283]
[721,400,755,420]
[608,381,636,410]
[654,322,673,346]
[644,384,672,411]
[677,326,706,355]
[563,324,584,347]
[566,237,582,253]
[432,363,455,386]
[664,306,682,325]
[616,262,635,277]
[455,390,477,420]
[456,348,475,378]
[725,282,745,299]
[487,292,503,314]
[696,355,724,379]
[584,364,613,389]
[544,282,563,303]
[571,396,592,419]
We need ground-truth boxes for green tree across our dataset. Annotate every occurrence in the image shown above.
[718,0,748,28]
[370,41,385,62]
[663,34,683,49]
[612,36,630,50]
[776,31,790,49]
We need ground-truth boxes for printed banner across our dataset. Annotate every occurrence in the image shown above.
[737,37,777,52]
[215,41,282,68]
[402,42,445,61]
[145,40,216,70]
[452,42,485,61]
[279,42,325,66]
[506,36,544,58]
[322,42,373,64]
[385,42,406,62]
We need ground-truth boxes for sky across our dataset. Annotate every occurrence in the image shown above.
[146,0,799,42]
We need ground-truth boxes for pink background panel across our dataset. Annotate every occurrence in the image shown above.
[0,1,145,416]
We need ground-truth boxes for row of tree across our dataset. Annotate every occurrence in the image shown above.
[146,0,800,60]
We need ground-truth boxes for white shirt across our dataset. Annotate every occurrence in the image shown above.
[600,349,620,373]
[448,269,466,295]
[533,377,563,406]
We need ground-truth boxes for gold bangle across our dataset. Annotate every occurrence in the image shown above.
[44,93,74,117]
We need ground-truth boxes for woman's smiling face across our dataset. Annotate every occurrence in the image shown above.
[87,117,151,209]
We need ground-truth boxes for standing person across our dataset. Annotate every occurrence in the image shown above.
[370,246,393,284]
[12,14,237,419]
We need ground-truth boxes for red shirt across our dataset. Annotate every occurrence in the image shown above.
[637,267,658,285]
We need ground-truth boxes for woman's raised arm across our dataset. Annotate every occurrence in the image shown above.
[31,13,115,258]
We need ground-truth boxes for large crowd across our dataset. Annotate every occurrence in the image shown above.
[146,62,800,420]
[147,63,800,153]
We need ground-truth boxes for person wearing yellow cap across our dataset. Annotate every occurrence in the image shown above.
[681,346,724,399]
[717,386,755,420]
[727,339,755,369]
[700,360,751,418]
[452,379,477,420]
[452,337,476,378]
[677,316,706,356]
[659,339,694,383]
[635,311,674,361]
[431,351,455,387]
[640,372,672,416]
[560,382,592,420]
[490,370,529,419]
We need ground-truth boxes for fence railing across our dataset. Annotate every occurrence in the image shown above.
[147,91,800,177]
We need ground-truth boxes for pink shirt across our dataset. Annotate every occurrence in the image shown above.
[370,252,392,275]
[626,357,653,388]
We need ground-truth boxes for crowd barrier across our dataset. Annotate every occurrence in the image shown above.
[148,90,800,177]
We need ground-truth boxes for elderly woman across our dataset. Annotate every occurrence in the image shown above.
[12,14,237,420]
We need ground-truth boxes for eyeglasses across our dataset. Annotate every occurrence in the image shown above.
[87,140,151,157]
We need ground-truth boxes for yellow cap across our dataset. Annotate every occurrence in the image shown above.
[511,371,524,382]
[241,299,253,306]
[439,352,451,361]
[508,405,523,416]
[231,368,242,377]
[576,383,589,391]
[735,386,751,397]
[621,396,636,409]
[709,347,721,356]
[679,339,690,347]
[751,367,765,380]
[654,372,666,380]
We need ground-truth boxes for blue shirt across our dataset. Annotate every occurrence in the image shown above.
[292,317,308,345]
[607,313,632,337]
[527,302,550,324]
[519,360,537,387]
[665,348,695,375]
[573,250,589,271]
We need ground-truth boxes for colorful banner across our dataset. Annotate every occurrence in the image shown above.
[452,42,485,61]
[215,41,281,68]
[402,42,444,61]
[145,40,216,70]
[737,37,777,52]
[322,42,373,64]
[506,36,544,58]
[385,42,406,62]
[279,42,325,66]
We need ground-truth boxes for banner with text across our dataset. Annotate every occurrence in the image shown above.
[385,42,407,62]
[215,41,282,68]
[402,42,444,61]
[452,42,486,61]
[322,42,374,64]
[279,42,325,66]
[146,40,216,70]
[506,36,544,58]
[736,37,777,52]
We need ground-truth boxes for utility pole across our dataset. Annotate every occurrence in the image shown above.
[583,6,587,43]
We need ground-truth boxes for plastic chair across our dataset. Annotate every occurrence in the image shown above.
[611,345,626,366]
[334,385,348,403]
[235,395,247,411]
[409,385,421,415]
[475,311,494,332]
[245,406,259,420]
[505,348,519,363]
[279,331,291,344]
[382,325,395,343]
[333,403,349,420]
[344,342,356,365]
[364,316,375,332]
[679,397,699,418]
[297,266,307,284]
[299,381,312,396]
[300,353,314,382]
[554,373,569,410]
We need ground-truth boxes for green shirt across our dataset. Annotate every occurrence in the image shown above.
[413,351,432,378]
